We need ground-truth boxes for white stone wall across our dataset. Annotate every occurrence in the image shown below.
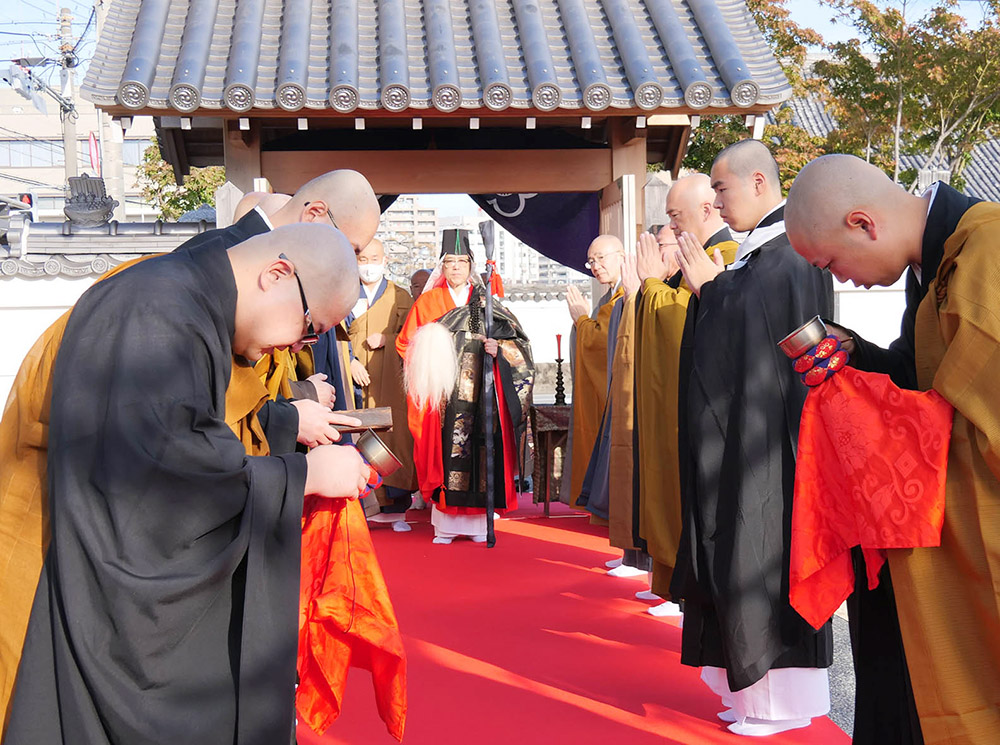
[0,276,94,404]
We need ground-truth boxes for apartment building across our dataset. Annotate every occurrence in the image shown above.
[379,195,439,248]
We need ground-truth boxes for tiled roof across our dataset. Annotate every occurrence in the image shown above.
[81,0,791,115]
[774,95,1000,203]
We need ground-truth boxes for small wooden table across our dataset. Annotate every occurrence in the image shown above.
[529,404,572,516]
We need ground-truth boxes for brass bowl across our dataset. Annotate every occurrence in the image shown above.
[355,428,403,478]
[778,315,828,358]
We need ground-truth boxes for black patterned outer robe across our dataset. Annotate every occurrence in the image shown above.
[432,288,534,510]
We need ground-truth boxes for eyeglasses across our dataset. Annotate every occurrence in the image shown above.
[279,252,319,346]
[304,201,338,230]
[442,257,471,267]
[584,251,623,271]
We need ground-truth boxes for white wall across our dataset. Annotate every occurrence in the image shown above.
[0,276,95,404]
[505,298,575,363]
[834,277,907,347]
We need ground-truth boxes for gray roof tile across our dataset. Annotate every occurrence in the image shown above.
[82,0,791,114]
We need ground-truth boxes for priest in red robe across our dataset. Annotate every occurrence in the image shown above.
[396,230,533,544]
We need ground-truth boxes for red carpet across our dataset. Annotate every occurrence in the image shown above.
[297,501,849,745]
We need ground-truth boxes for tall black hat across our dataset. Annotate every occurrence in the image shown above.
[440,228,473,258]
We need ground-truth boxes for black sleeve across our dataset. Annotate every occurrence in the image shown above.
[288,378,319,402]
[836,270,920,390]
[258,398,300,455]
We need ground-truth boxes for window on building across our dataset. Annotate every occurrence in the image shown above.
[0,139,65,167]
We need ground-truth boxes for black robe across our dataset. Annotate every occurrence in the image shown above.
[4,246,307,744]
[173,209,300,453]
[670,215,835,692]
[433,290,534,510]
[837,183,978,745]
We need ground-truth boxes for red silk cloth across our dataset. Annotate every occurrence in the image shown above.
[297,497,407,741]
[790,367,952,630]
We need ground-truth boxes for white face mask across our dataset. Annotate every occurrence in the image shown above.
[358,263,385,284]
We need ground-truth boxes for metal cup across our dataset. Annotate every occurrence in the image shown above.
[355,428,403,478]
[778,315,828,358]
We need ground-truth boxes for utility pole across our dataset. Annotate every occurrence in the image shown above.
[94,0,126,220]
[58,7,78,182]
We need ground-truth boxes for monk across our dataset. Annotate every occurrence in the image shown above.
[672,140,834,735]
[564,238,622,497]
[0,169,381,729]
[633,174,738,617]
[786,153,1000,745]
[577,251,641,560]
[344,238,417,532]
[3,225,372,743]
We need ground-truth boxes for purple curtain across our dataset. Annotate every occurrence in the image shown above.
[470,192,599,274]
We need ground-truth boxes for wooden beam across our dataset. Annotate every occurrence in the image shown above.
[222,119,261,192]
[609,118,647,236]
[260,149,613,194]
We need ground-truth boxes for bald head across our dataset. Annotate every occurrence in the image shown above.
[232,191,293,222]
[710,139,783,232]
[715,140,781,187]
[586,234,625,286]
[785,154,928,287]
[409,268,431,298]
[271,169,380,253]
[228,223,360,361]
[666,173,726,246]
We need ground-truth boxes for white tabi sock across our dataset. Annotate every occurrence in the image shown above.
[635,589,659,601]
[648,601,683,617]
[392,520,412,532]
[727,718,811,737]
[605,556,623,569]
[606,563,647,578]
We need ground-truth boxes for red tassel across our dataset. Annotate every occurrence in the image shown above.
[485,260,505,298]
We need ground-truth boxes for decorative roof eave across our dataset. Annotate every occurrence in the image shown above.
[96,100,787,121]
[82,0,792,121]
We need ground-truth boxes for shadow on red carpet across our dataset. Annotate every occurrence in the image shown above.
[297,500,849,745]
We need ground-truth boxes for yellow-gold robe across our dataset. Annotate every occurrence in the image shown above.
[635,239,737,598]
[607,292,637,549]
[892,202,1000,743]
[347,281,416,495]
[569,285,624,507]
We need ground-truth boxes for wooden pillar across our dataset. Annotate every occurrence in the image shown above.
[222,120,262,193]
[609,118,647,241]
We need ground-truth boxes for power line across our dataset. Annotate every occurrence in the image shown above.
[72,8,95,54]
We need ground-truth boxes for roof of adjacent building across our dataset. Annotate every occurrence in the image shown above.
[81,0,790,116]
[773,94,1000,203]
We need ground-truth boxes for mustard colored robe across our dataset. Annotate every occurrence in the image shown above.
[347,281,417,494]
[635,240,738,598]
[607,292,637,549]
[891,202,1000,743]
[569,286,625,507]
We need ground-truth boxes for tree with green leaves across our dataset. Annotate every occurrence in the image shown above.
[818,0,1000,190]
[135,139,226,221]
[681,0,825,189]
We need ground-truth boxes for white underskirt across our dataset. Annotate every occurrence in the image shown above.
[430,503,486,538]
[701,666,830,722]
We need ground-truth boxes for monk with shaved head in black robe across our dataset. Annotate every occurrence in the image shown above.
[4,224,371,745]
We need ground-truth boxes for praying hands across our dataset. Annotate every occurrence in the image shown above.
[676,231,725,297]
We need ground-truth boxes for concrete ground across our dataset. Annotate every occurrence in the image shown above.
[828,608,856,736]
